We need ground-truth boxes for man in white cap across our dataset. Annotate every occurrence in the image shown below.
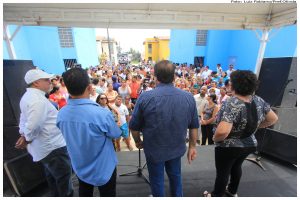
[15,69,73,197]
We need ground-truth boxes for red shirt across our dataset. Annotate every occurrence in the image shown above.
[49,93,67,109]
[130,81,140,99]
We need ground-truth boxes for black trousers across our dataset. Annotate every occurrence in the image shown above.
[78,168,117,197]
[201,124,214,145]
[212,146,256,197]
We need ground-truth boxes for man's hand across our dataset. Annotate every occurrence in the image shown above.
[187,147,197,164]
[135,141,143,149]
[15,136,27,149]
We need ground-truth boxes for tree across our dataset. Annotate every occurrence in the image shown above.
[129,48,141,63]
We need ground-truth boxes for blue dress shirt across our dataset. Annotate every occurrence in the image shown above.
[57,98,121,186]
[129,83,199,163]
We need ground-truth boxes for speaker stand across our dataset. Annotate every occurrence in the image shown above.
[246,152,266,171]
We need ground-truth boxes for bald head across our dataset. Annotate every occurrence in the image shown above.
[154,60,175,84]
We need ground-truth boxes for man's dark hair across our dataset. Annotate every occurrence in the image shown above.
[230,70,259,96]
[62,68,90,96]
[154,60,175,83]
[92,78,99,85]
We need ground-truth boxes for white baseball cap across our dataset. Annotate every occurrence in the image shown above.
[24,69,55,84]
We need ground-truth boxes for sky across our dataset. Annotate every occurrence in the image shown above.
[96,28,170,54]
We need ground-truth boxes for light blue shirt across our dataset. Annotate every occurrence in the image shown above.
[57,98,121,186]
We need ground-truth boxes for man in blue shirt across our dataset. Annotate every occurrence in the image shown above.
[57,68,121,197]
[129,60,199,197]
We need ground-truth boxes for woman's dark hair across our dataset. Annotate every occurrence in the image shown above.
[62,68,90,96]
[230,70,259,96]
[208,93,217,104]
[92,78,99,85]
[50,86,60,95]
[96,93,108,104]
[224,79,230,87]
[154,60,175,83]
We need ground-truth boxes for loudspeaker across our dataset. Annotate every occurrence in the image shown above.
[4,153,46,196]
[255,128,297,165]
[256,57,294,107]
[272,57,297,136]
[3,60,34,126]
[3,126,27,161]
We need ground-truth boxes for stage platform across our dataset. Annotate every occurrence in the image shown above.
[4,145,297,197]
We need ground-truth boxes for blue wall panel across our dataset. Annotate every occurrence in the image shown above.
[264,25,297,58]
[73,28,99,69]
[61,47,77,59]
[22,26,65,74]
[228,30,260,71]
[169,30,197,65]
[205,30,231,71]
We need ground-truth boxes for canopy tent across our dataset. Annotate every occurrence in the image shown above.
[3,3,297,30]
[3,3,297,75]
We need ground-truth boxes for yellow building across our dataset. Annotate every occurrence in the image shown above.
[143,36,170,63]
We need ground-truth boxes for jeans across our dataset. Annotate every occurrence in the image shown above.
[212,146,256,197]
[40,146,73,197]
[146,156,183,197]
[78,167,117,197]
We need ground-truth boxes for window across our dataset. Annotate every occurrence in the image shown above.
[63,59,77,71]
[196,30,207,46]
[148,44,152,54]
[58,27,74,48]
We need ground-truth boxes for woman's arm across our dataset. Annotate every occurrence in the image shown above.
[213,121,233,142]
[258,109,278,128]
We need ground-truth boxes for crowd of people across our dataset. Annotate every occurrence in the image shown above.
[15,60,278,197]
[46,61,236,148]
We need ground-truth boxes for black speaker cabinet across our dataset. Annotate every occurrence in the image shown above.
[3,60,34,126]
[255,128,297,165]
[4,153,46,196]
[256,57,294,107]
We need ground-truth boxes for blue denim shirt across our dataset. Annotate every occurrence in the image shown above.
[56,98,121,186]
[129,83,199,163]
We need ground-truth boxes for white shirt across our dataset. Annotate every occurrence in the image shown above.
[209,87,221,96]
[90,93,99,102]
[19,88,66,162]
[226,69,235,77]
[114,104,129,125]
[201,70,211,80]
[217,67,223,75]
[194,94,208,116]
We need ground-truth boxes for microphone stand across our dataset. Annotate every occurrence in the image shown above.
[119,148,150,184]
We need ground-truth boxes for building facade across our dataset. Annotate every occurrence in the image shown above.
[96,36,118,64]
[3,25,99,75]
[143,36,170,63]
[169,25,297,72]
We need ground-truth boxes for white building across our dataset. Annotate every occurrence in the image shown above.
[96,36,118,64]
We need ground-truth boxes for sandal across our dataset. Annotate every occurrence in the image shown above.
[203,191,212,197]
